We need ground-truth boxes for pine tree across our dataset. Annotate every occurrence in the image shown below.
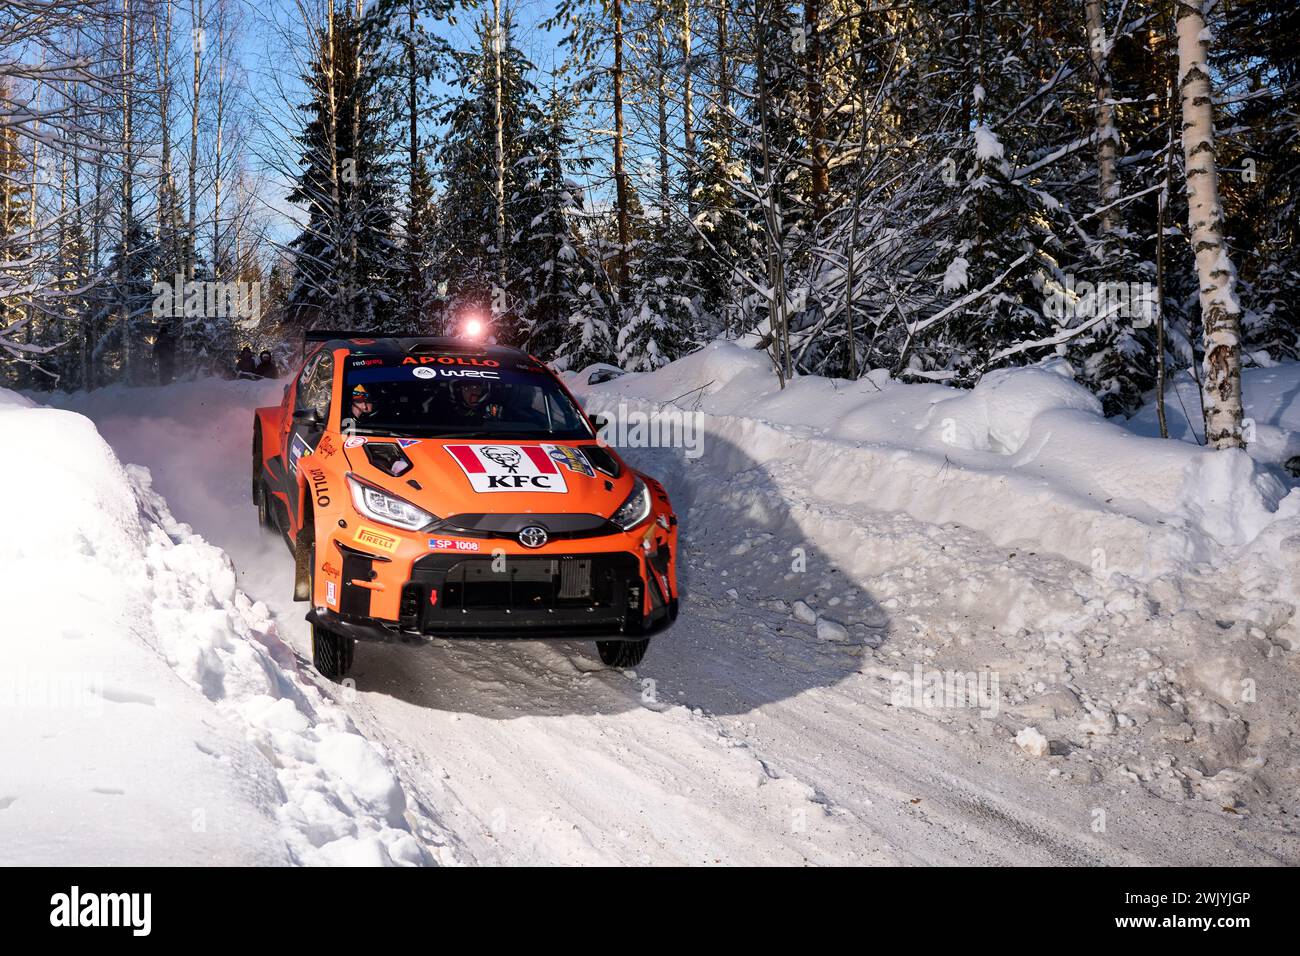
[403,153,437,332]
[690,96,744,332]
[432,9,543,344]
[620,220,700,370]
[517,86,591,359]
[285,5,400,332]
[94,218,161,378]
[555,274,617,371]
[1217,0,1300,362]
[367,0,455,332]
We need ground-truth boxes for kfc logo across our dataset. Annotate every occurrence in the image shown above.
[481,446,521,472]
[445,444,568,493]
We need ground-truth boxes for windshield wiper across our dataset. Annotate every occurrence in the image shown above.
[444,430,535,439]
[346,426,587,440]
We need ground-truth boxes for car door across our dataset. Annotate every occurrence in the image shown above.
[285,349,334,523]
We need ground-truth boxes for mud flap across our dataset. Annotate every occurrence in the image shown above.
[293,528,314,601]
[644,553,669,610]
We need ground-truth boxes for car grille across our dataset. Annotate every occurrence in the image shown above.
[406,550,639,620]
[440,556,616,610]
[429,512,618,541]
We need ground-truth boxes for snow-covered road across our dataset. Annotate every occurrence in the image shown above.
[51,375,1300,865]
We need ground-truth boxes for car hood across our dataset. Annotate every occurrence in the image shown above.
[343,437,634,520]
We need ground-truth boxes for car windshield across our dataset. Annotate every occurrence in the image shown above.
[342,356,594,440]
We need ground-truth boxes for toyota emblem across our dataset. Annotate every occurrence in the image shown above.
[518,526,548,549]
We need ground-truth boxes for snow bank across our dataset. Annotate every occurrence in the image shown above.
[0,388,441,865]
[917,360,1103,454]
[570,341,1300,579]
[571,347,1300,814]
[1128,363,1300,472]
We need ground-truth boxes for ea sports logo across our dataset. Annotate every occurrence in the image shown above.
[412,366,436,379]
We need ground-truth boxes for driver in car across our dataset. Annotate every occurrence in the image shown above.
[452,379,504,424]
[350,383,379,425]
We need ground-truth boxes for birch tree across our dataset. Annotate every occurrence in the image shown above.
[1177,0,1245,449]
[1084,0,1121,234]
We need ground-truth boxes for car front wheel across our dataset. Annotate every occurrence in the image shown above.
[596,639,649,668]
[312,621,354,679]
[255,481,274,531]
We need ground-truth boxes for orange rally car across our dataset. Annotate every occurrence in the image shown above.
[252,332,679,679]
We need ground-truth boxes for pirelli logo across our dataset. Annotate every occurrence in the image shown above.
[354,525,400,554]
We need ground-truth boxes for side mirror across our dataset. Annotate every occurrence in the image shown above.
[589,411,612,436]
[292,406,322,425]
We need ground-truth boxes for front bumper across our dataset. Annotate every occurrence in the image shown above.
[310,549,677,644]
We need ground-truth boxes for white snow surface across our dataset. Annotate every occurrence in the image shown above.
[1128,363,1300,472]
[942,256,970,293]
[0,387,450,865]
[16,346,1300,866]
[575,344,1300,577]
[973,124,1005,162]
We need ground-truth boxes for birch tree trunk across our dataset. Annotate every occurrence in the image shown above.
[805,0,828,224]
[154,1,174,270]
[91,97,104,388]
[350,0,363,322]
[680,0,694,213]
[1085,0,1121,233]
[17,75,41,388]
[612,0,630,298]
[1176,0,1245,449]
[188,0,202,282]
[716,0,729,118]
[70,58,91,388]
[120,0,136,384]
[407,0,420,326]
[752,0,790,386]
[57,134,68,379]
[655,7,671,225]
[323,0,346,323]
[213,8,225,281]
[492,0,506,301]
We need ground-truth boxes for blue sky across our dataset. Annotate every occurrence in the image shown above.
[239,0,570,242]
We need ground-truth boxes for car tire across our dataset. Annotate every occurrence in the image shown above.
[251,425,262,498]
[255,481,275,532]
[304,536,352,679]
[312,621,354,680]
[596,639,649,668]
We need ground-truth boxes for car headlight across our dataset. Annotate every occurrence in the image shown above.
[346,475,434,531]
[610,476,652,531]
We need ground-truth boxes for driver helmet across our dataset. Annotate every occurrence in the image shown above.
[351,383,374,414]
[453,379,493,409]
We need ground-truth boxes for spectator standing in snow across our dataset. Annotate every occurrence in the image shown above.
[154,325,177,385]
[255,350,279,379]
[235,346,256,379]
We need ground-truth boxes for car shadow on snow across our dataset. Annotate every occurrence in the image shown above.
[345,430,891,718]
